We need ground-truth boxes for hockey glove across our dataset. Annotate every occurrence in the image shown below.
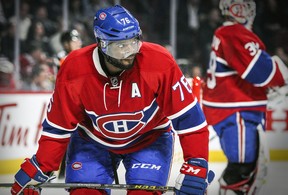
[11,155,56,195]
[175,158,215,195]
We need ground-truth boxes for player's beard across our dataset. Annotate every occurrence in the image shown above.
[106,54,137,70]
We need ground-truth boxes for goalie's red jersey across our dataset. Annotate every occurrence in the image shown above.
[36,42,209,172]
[202,22,285,125]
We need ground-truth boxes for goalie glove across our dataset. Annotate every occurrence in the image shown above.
[11,155,56,195]
[267,84,288,110]
[175,158,215,195]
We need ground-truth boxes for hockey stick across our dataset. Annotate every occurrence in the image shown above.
[0,183,175,191]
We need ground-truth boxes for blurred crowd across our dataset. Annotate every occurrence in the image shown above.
[0,0,287,91]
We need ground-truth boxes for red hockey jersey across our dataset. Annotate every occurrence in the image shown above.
[202,22,285,125]
[36,42,209,172]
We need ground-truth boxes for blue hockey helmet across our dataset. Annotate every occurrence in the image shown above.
[93,5,142,61]
[93,5,142,42]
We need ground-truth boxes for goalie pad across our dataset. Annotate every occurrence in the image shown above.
[219,124,269,195]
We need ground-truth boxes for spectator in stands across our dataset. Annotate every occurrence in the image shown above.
[20,43,53,84]
[9,1,32,43]
[0,21,15,62]
[26,21,53,56]
[191,64,203,78]
[32,4,57,37]
[22,63,54,91]
[0,56,15,90]
[49,17,65,54]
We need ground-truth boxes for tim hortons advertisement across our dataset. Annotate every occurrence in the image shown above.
[0,92,50,174]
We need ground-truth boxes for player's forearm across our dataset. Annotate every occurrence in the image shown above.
[178,127,209,161]
[35,135,70,172]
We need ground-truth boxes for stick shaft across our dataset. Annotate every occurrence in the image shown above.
[0,183,175,191]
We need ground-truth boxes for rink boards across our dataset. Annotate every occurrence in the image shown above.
[0,91,287,175]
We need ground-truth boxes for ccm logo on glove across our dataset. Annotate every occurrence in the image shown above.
[180,163,207,178]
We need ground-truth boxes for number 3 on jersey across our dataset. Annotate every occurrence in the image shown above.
[172,75,192,101]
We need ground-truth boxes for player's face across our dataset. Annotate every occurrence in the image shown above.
[69,39,82,51]
[101,37,142,72]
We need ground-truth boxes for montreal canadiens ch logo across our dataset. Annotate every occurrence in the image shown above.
[99,12,107,20]
[72,162,82,170]
[96,111,145,140]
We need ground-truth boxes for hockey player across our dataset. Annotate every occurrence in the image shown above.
[202,0,288,194]
[11,5,214,195]
[57,29,82,67]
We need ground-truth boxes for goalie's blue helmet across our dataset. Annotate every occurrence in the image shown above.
[93,5,141,42]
